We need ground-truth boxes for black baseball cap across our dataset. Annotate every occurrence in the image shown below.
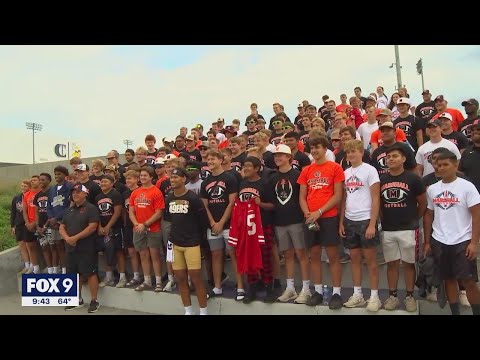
[426,119,442,127]
[434,95,446,103]
[385,144,408,157]
[171,168,187,178]
[461,98,479,107]
[421,90,431,95]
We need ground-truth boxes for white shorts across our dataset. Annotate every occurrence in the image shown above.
[382,230,418,264]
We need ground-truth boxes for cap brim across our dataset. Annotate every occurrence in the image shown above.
[461,101,473,106]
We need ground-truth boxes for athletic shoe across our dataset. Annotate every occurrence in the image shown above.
[294,289,312,304]
[163,280,176,292]
[87,300,100,313]
[116,278,127,288]
[99,279,115,288]
[328,294,343,310]
[366,297,382,312]
[306,291,323,306]
[65,299,85,311]
[243,287,256,304]
[277,288,298,302]
[426,288,437,302]
[343,293,366,308]
[383,296,399,311]
[340,254,351,264]
[264,283,277,303]
[404,296,417,312]
[459,290,471,307]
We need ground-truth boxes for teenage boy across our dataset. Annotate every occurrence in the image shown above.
[75,164,101,204]
[185,161,203,196]
[35,173,56,274]
[183,134,202,162]
[23,176,41,274]
[394,97,423,152]
[283,132,310,171]
[243,115,259,149]
[145,134,159,165]
[229,136,247,172]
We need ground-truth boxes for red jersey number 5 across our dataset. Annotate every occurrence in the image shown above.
[247,213,256,235]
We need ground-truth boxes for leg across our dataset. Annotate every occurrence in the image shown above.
[149,247,162,277]
[403,262,416,293]
[42,245,53,268]
[271,242,281,280]
[349,248,362,287]
[284,248,295,281]
[49,243,58,268]
[19,240,30,264]
[228,249,244,291]
[87,273,99,301]
[310,245,323,285]
[362,248,379,291]
[26,241,38,269]
[211,249,224,290]
[127,247,140,273]
[386,260,400,291]
[325,245,342,288]
[56,240,65,270]
[189,269,207,308]
[174,269,191,306]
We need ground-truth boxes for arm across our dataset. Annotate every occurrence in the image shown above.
[466,203,480,260]
[365,182,380,239]
[202,198,216,228]
[59,223,69,241]
[68,222,99,244]
[128,206,139,227]
[306,182,343,223]
[213,192,237,234]
[416,129,423,148]
[35,204,44,235]
[10,197,16,228]
[142,209,163,230]
[339,189,347,237]
[299,184,310,218]
[422,208,433,257]
[416,193,427,220]
[102,204,122,234]
[416,164,424,177]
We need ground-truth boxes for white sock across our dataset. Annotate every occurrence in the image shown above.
[133,272,140,280]
[370,289,379,299]
[200,307,208,315]
[62,267,66,274]
[302,280,310,292]
[333,287,341,296]
[144,275,152,286]
[106,271,113,281]
[29,263,34,270]
[33,265,40,274]
[47,267,53,274]
[156,276,162,285]
[354,286,362,296]
[53,266,59,274]
[168,274,174,282]
[286,279,295,291]
[184,305,193,315]
[25,262,30,269]
[120,273,126,280]
[315,284,323,294]
[213,287,222,295]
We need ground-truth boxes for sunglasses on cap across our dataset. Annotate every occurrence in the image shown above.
[272,121,283,126]
[282,126,293,131]
[199,146,208,150]
[246,120,256,125]
[186,167,199,172]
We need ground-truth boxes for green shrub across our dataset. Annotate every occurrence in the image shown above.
[0,187,18,252]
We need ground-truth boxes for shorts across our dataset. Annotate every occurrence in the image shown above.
[207,228,232,251]
[66,250,98,276]
[161,220,171,248]
[275,223,306,252]
[96,232,123,266]
[304,217,341,249]
[382,230,418,264]
[123,226,134,248]
[51,229,63,241]
[24,229,37,243]
[342,218,380,250]
[133,230,162,251]
[14,224,27,242]
[431,238,478,282]
[172,244,202,271]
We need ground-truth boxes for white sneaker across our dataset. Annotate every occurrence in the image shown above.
[163,280,176,292]
[25,268,33,274]
[426,288,437,302]
[116,278,128,288]
[459,290,471,307]
[343,293,366,308]
[383,295,400,311]
[99,279,115,288]
[404,296,417,312]
[277,288,297,302]
[294,289,312,304]
[366,297,382,312]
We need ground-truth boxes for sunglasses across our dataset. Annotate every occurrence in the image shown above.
[186,168,199,172]
[272,121,283,126]
[246,121,256,125]
[199,147,208,151]
[282,126,293,131]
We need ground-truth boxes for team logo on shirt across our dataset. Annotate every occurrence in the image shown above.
[419,106,434,118]
[16,201,23,212]
[231,162,242,172]
[425,151,433,164]
[201,166,211,180]
[396,121,412,136]
[275,179,293,205]
[134,193,152,208]
[307,172,330,190]
[37,196,49,212]
[98,198,113,214]
[239,188,260,202]
[380,182,410,208]
[345,175,364,193]
[205,181,226,202]
[433,190,460,210]
[169,200,190,214]
[376,153,387,169]
[461,125,471,139]
[292,160,300,171]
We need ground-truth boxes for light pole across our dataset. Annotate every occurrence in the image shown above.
[416,58,425,91]
[25,122,43,164]
[389,45,403,91]
[123,139,133,150]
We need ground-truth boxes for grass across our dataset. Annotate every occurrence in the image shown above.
[0,186,18,252]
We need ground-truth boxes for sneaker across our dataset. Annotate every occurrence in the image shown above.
[328,293,343,310]
[306,291,323,306]
[383,295,400,311]
[264,283,278,303]
[243,287,256,304]
[343,293,366,308]
[404,296,417,312]
[207,289,222,299]
[340,254,351,264]
[163,280,176,292]
[116,278,128,288]
[278,288,298,302]
[459,290,471,307]
[235,289,245,301]
[25,268,33,274]
[294,289,312,304]
[366,297,382,312]
[426,288,438,302]
[65,299,85,311]
[99,279,115,288]
[87,300,100,313]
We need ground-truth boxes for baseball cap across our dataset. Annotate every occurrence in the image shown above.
[186,161,202,171]
[379,121,395,130]
[283,122,295,129]
[164,154,177,161]
[376,108,392,117]
[273,144,292,155]
[297,103,303,108]
[199,141,209,149]
[434,95,446,102]
[154,157,166,166]
[331,130,341,140]
[461,98,479,107]
[421,90,431,95]
[195,123,203,129]
[426,119,442,127]
[217,117,225,123]
[367,95,377,102]
[171,168,187,178]
[72,183,89,194]
[224,125,237,133]
[75,164,89,172]
[397,97,411,106]
[104,164,118,172]
[437,112,453,121]
[185,134,196,142]
[162,137,174,143]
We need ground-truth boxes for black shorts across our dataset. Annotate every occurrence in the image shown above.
[431,238,478,282]
[96,232,123,266]
[304,216,340,248]
[123,227,134,248]
[342,218,380,250]
[66,250,98,276]
[15,224,27,242]
[24,229,37,243]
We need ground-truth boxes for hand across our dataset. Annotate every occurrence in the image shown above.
[103,226,111,235]
[65,236,76,246]
[339,223,345,238]
[11,227,15,235]
[465,242,478,261]
[306,211,320,224]
[134,224,146,233]
[423,243,431,258]
[37,227,45,235]
[254,197,261,205]
[26,222,36,232]
[98,226,104,236]
[49,218,58,227]
[365,225,376,240]
[211,222,223,236]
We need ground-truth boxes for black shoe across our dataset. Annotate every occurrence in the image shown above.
[207,288,222,299]
[328,293,343,310]
[65,299,85,311]
[273,279,282,290]
[306,291,323,306]
[255,279,265,291]
[243,287,257,304]
[264,283,277,304]
[340,255,351,264]
[88,300,100,313]
[161,273,169,283]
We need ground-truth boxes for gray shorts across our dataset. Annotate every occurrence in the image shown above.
[161,220,172,248]
[207,228,232,251]
[133,230,163,251]
[275,223,306,252]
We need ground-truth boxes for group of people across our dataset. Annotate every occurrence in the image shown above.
[11,85,480,315]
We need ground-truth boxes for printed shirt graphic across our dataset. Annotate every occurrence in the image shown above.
[95,189,123,228]
[239,178,273,226]
[344,163,380,221]
[297,161,345,218]
[146,149,159,165]
[441,131,469,151]
[459,116,480,142]
[242,130,258,149]
[200,162,211,180]
[34,190,50,227]
[415,139,462,177]
[292,151,311,171]
[201,172,237,229]
[271,169,303,226]
[415,101,436,122]
[270,131,284,146]
[129,186,165,232]
[393,115,421,151]
[231,153,247,172]
[427,177,480,245]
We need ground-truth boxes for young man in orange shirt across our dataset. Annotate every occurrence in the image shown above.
[23,176,41,274]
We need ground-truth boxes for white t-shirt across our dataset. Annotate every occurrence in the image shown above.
[344,163,380,221]
[376,95,389,109]
[266,143,276,153]
[415,139,462,177]
[216,133,226,143]
[186,179,202,196]
[427,177,480,245]
[357,122,379,150]
[308,149,335,163]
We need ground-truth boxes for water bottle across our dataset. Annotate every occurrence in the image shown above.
[323,285,331,305]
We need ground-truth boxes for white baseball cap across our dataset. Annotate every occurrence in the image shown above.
[438,112,453,121]
[273,144,292,155]
[397,97,411,106]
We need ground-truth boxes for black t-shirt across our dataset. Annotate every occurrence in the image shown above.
[238,178,274,227]
[321,112,332,131]
[393,115,422,151]
[422,172,466,189]
[182,149,202,163]
[231,152,247,172]
[292,151,311,171]
[335,149,371,171]
[200,172,238,229]
[242,130,258,149]
[371,142,416,176]
[165,190,208,247]
[81,179,102,205]
[442,131,469,151]
[114,181,128,195]
[226,168,242,192]
[415,101,436,123]
[459,117,480,143]
[159,179,173,221]
[200,162,211,180]
[62,202,99,253]
[270,131,284,146]
[262,151,276,169]
[270,168,303,226]
[146,149,159,166]
[122,188,135,228]
[199,135,208,141]
[95,189,123,229]
[34,189,50,228]
[11,194,25,227]
[89,174,103,186]
[380,171,425,231]
[459,145,480,192]
[294,115,304,131]
[298,130,310,148]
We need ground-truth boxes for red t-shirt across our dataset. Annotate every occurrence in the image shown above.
[350,108,364,129]
[370,128,407,147]
[155,175,168,189]
[336,104,350,113]
[129,186,165,232]
[297,140,305,153]
[431,108,465,131]
[218,140,229,149]
[297,161,345,218]
[23,189,40,223]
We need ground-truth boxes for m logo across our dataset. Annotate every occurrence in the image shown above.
[275,178,293,205]
[54,144,67,158]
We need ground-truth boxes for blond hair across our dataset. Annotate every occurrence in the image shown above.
[92,159,105,170]
[343,139,364,153]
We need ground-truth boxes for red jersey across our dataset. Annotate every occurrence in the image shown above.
[350,108,364,129]
[129,186,165,232]
[23,189,40,223]
[228,199,264,274]
[218,140,229,149]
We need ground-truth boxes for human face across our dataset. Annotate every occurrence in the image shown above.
[125,175,138,189]
[306,108,316,118]
[107,153,118,165]
[175,137,185,149]
[331,138,341,149]
[209,139,218,150]
[366,107,376,120]
[186,167,200,181]
[310,144,327,161]
[426,125,441,138]
[256,121,266,130]
[20,182,30,193]
[340,131,353,145]
[436,158,457,179]
[302,117,311,128]
[340,94,347,103]
[351,98,360,108]
[207,155,222,171]
[221,151,232,164]
[54,171,66,184]
[169,174,185,189]
[274,153,290,167]
[145,140,155,150]
[125,152,134,163]
[312,121,323,130]
[273,120,283,131]
[229,141,241,155]
[283,136,297,150]
[392,93,400,104]
[92,164,102,174]
[376,87,384,96]
[39,175,50,189]
[100,178,114,192]
[254,136,267,149]
[327,102,335,111]
[472,127,480,143]
[158,150,167,158]
[186,139,195,149]
[139,171,153,186]
[179,128,187,137]
[191,129,199,139]
[398,88,407,97]
[199,146,209,157]
[397,103,410,114]
[377,115,390,125]
[30,177,39,189]
[354,89,361,97]
[273,104,281,114]
[155,166,165,177]
[72,190,87,204]
[250,104,257,111]
[346,148,363,165]
[435,100,446,112]
[246,119,257,130]
[242,161,259,179]
[136,151,146,163]
[333,116,345,128]
[211,123,218,132]
[386,150,405,170]
[422,93,432,102]
[380,128,395,143]
[439,118,452,132]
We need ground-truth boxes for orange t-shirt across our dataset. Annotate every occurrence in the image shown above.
[218,140,229,149]
[129,186,165,232]
[297,161,345,218]
[297,141,305,153]
[336,104,350,113]
[23,189,40,223]
[370,128,407,147]
[431,108,465,131]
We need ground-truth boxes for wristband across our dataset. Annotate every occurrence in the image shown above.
[318,209,323,216]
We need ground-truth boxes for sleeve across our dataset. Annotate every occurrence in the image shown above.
[413,175,426,196]
[226,174,238,195]
[457,134,469,151]
[415,105,421,118]
[427,188,434,210]
[200,180,208,199]
[300,153,310,169]
[396,128,407,142]
[113,191,123,207]
[334,163,346,183]
[368,166,380,186]
[450,143,461,159]
[10,196,16,227]
[153,189,165,211]
[129,191,136,207]
[46,188,54,218]
[297,167,308,185]
[415,147,423,165]
[370,130,379,145]
[88,205,100,223]
[404,145,418,170]
[193,195,209,232]
[465,182,480,208]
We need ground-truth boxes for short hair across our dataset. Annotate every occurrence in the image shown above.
[92,159,106,169]
[175,135,185,141]
[306,105,317,111]
[349,96,360,104]
[335,112,348,120]
[244,156,262,170]
[140,167,155,178]
[158,146,171,154]
[127,164,141,172]
[339,126,356,139]
[259,129,272,138]
[101,174,115,183]
[21,179,31,187]
[135,146,148,155]
[273,102,281,107]
[250,103,258,108]
[432,147,451,157]
[284,131,300,141]
[322,95,330,101]
[436,150,458,163]
[343,139,364,153]
[145,134,156,143]
[54,165,69,176]
[207,130,216,136]
[31,175,40,180]
[69,157,82,165]
[209,138,220,144]
[354,86,362,92]
[254,131,269,142]
[206,149,224,160]
[366,105,376,112]
[125,149,135,156]
[257,118,266,124]
[232,119,240,125]
[245,115,257,123]
[110,150,120,158]
[166,158,183,168]
[327,99,336,105]
[309,136,330,149]
[312,117,326,128]
[246,147,261,157]
[273,116,285,123]
[39,173,52,182]
[309,128,326,138]
[124,169,139,179]
[229,136,242,145]
[220,148,233,157]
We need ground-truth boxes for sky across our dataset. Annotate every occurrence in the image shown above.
[0,45,478,164]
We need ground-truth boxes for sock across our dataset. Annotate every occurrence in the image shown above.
[315,284,323,295]
[354,286,362,296]
[370,289,379,299]
[406,290,414,297]
[237,288,245,293]
[47,267,53,274]
[333,287,341,296]
[184,305,193,315]
[53,266,59,274]
[168,274,174,282]
[106,271,113,281]
[144,275,152,286]
[29,263,34,269]
[286,279,295,291]
[213,287,222,295]
[472,304,480,316]
[200,307,208,315]
[120,273,126,280]
[33,265,40,274]
[25,262,30,269]
[62,267,66,274]
[302,280,310,292]
[133,272,140,280]
[450,302,460,315]
[389,289,398,297]
[156,276,162,285]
